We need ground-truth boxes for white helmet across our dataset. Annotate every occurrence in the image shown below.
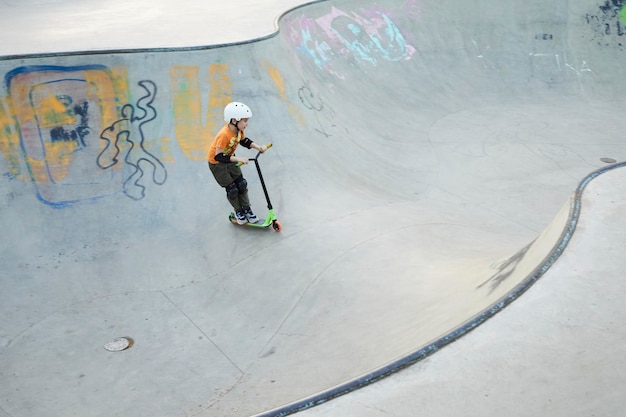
[224,102,252,123]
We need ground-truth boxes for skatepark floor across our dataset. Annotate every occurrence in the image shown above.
[0,1,625,417]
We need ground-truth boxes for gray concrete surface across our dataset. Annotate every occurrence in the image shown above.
[0,0,625,416]
[295,166,626,417]
[0,0,311,56]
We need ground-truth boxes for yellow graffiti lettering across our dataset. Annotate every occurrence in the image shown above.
[88,66,129,152]
[0,97,23,179]
[208,64,232,123]
[171,64,232,161]
[37,94,74,128]
[262,61,306,126]
[44,141,78,182]
[45,68,125,183]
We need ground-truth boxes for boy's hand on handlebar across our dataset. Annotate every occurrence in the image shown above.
[233,156,249,164]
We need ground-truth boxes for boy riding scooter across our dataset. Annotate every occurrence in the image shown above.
[207,102,266,224]
[207,102,281,232]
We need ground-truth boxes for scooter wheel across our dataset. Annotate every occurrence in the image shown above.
[272,220,282,232]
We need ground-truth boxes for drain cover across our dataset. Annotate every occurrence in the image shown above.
[600,157,617,164]
[104,337,134,352]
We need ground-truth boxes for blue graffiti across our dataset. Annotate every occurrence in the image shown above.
[330,12,412,66]
[293,9,415,79]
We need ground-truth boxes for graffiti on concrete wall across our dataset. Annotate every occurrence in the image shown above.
[471,34,594,92]
[0,60,313,207]
[585,0,626,48]
[97,80,167,201]
[288,3,419,79]
[1,66,173,207]
[3,65,127,207]
[0,3,419,206]
[528,49,594,90]
[170,64,232,161]
[298,81,335,138]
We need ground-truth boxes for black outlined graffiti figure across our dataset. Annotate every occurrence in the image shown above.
[298,81,336,138]
[97,80,167,200]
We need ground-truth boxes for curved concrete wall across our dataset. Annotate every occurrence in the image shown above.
[1,0,625,416]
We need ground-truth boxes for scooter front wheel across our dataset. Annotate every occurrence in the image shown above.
[272,220,282,232]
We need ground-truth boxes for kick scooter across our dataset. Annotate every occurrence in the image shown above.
[229,143,282,232]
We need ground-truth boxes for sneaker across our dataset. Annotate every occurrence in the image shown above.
[235,209,248,225]
[244,207,258,223]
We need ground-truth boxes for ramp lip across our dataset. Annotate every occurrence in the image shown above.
[0,0,327,61]
[251,160,626,417]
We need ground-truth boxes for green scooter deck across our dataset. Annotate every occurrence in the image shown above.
[228,210,282,232]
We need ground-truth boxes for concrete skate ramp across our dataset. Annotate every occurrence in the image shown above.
[1,0,625,416]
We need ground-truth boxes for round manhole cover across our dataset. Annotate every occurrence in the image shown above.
[600,157,617,164]
[104,337,134,352]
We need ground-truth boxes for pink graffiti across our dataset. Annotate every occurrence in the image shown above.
[287,2,419,78]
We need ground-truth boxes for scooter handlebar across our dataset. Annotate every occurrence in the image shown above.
[237,143,272,166]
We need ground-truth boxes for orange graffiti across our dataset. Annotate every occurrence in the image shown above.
[7,66,124,189]
[0,97,23,179]
[171,64,232,161]
[262,61,306,125]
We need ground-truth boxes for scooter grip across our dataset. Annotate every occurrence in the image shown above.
[236,144,272,166]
